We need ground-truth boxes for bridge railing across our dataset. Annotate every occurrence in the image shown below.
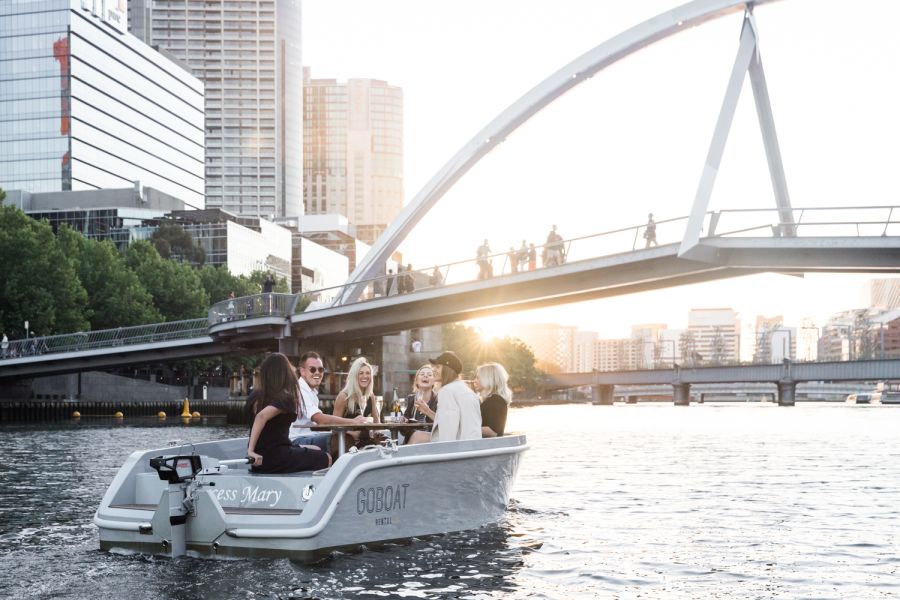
[711,205,900,238]
[208,292,299,326]
[0,318,209,361]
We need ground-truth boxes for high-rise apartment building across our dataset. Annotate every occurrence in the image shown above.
[687,308,740,364]
[572,331,598,372]
[507,323,576,373]
[1,1,204,207]
[870,278,900,310]
[304,69,403,245]
[130,0,302,219]
[594,338,642,372]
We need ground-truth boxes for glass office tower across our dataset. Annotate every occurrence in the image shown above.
[130,0,302,220]
[0,1,205,208]
[303,71,403,245]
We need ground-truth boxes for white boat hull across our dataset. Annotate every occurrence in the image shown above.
[95,435,527,561]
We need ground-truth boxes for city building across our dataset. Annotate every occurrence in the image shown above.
[303,69,403,244]
[0,1,205,207]
[9,187,352,287]
[631,323,667,368]
[752,315,796,363]
[507,323,577,373]
[130,0,302,219]
[796,318,819,362]
[686,308,740,365]
[869,278,900,310]
[593,338,642,372]
[572,330,598,372]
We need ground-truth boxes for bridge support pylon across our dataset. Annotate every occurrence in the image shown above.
[592,384,614,405]
[673,383,691,406]
[777,379,796,406]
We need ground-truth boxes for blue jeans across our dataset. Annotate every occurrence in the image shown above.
[291,431,330,453]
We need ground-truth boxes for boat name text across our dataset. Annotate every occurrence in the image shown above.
[357,483,409,515]
[212,485,282,507]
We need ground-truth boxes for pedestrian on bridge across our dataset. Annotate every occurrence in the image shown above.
[543,225,565,267]
[1,333,7,359]
[476,239,493,279]
[507,247,519,274]
[644,213,657,247]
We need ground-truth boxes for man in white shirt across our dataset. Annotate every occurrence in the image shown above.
[290,351,367,452]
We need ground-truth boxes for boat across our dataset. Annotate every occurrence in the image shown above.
[845,392,881,405]
[93,434,527,561]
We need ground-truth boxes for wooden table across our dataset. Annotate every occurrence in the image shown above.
[310,422,432,455]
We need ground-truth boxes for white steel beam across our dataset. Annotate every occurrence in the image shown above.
[338,0,783,305]
[678,14,757,258]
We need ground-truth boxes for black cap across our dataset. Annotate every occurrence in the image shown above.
[429,351,463,374]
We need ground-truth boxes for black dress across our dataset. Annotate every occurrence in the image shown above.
[403,392,437,423]
[248,391,329,473]
[480,393,508,436]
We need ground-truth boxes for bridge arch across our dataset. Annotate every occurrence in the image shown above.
[341,0,782,303]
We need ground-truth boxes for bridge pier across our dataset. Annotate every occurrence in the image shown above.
[673,382,691,406]
[278,337,299,359]
[592,384,614,405]
[777,379,796,406]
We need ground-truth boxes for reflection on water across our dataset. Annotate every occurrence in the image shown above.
[2,404,900,598]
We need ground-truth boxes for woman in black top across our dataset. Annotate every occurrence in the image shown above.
[247,353,331,473]
[403,364,438,423]
[474,362,512,437]
[331,357,380,452]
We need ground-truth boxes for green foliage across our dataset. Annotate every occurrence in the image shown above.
[197,265,259,305]
[124,241,209,321]
[0,187,5,204]
[151,221,205,265]
[248,270,290,293]
[441,323,543,395]
[0,205,88,336]
[56,226,161,328]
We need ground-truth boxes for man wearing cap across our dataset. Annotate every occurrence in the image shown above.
[408,350,481,444]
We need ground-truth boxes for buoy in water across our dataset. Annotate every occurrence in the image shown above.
[158,411,166,418]
[191,411,201,418]
[71,411,81,418]
[114,411,124,418]
[181,397,192,418]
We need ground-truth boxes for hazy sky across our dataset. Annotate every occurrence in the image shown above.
[302,0,900,337]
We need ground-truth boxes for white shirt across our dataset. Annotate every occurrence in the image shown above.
[431,379,482,443]
[289,377,323,439]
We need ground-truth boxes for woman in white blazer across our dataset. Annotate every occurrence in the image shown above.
[407,351,481,444]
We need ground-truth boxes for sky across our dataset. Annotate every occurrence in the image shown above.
[302,0,900,338]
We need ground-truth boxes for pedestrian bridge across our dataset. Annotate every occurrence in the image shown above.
[3,0,900,380]
[2,205,900,380]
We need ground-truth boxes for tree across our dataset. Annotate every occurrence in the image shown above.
[124,241,209,321]
[151,221,205,265]
[198,264,259,305]
[56,226,161,329]
[0,204,88,336]
[441,323,543,395]
[248,270,290,293]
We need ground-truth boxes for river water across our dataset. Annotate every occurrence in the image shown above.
[1,403,898,599]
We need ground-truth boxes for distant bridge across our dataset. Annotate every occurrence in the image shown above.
[544,358,900,405]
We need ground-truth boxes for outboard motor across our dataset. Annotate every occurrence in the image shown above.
[149,455,203,557]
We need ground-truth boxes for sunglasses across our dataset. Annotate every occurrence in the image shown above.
[305,366,325,374]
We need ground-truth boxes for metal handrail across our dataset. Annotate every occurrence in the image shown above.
[6,204,900,354]
[0,318,208,361]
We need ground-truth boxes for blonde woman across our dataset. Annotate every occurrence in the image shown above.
[474,362,512,437]
[407,351,481,444]
[332,357,380,451]
[404,364,438,423]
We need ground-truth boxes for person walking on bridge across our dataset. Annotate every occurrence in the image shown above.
[644,213,658,248]
[476,239,493,279]
[544,225,565,267]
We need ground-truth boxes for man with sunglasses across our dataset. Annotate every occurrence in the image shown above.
[290,351,367,453]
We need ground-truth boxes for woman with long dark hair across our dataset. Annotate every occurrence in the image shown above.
[247,353,331,473]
